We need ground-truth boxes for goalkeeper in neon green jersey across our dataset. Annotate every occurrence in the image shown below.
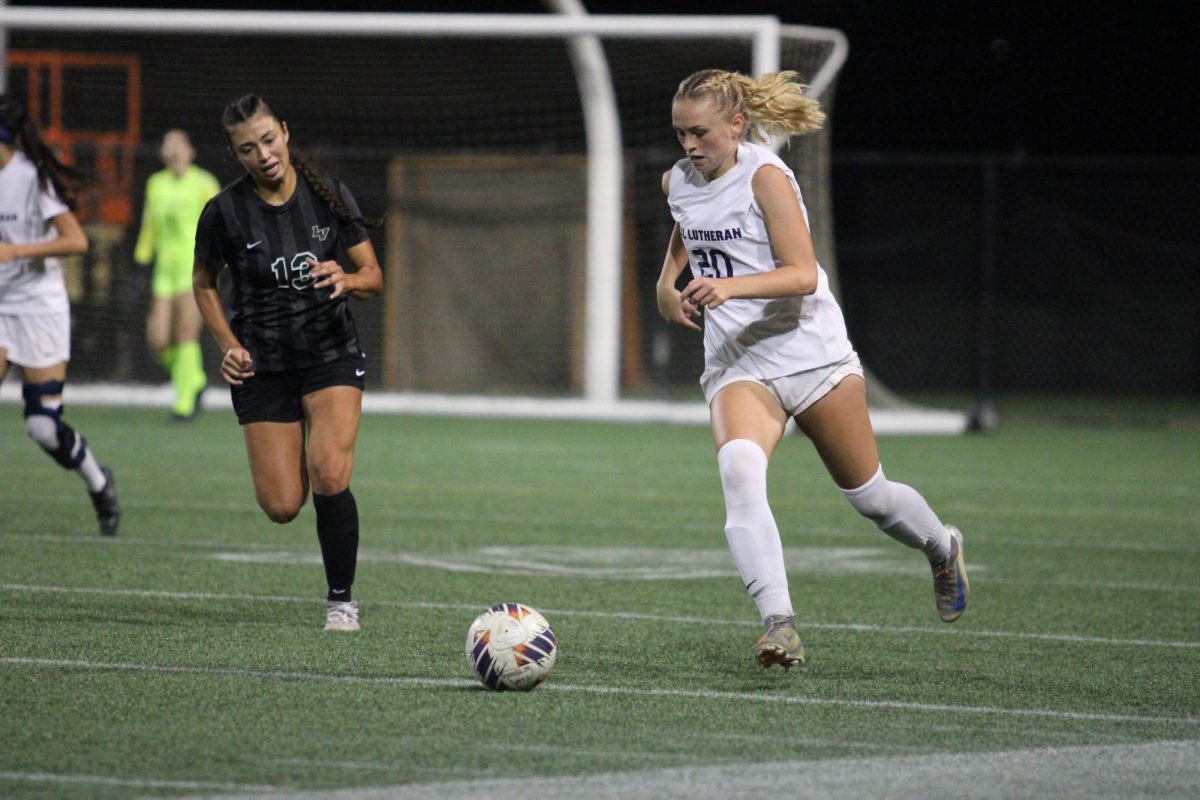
[134,129,220,419]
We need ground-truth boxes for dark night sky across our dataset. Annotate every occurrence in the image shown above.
[18,0,1196,156]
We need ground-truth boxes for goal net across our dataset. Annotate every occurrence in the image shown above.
[0,8,965,433]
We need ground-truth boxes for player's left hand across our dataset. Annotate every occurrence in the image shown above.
[0,242,18,262]
[308,256,348,299]
[681,277,732,310]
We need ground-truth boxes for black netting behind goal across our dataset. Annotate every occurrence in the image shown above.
[4,22,843,400]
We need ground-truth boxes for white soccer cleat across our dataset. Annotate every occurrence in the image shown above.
[932,525,969,623]
[754,613,806,669]
[324,600,360,632]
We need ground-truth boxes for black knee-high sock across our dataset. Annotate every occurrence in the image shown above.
[313,488,359,602]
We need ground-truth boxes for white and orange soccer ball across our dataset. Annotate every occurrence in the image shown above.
[465,603,557,691]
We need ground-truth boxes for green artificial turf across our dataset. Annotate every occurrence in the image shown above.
[0,401,1196,798]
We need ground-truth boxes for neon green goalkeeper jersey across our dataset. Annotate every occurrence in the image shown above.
[134,165,220,295]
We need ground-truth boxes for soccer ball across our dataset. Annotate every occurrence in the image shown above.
[465,603,557,691]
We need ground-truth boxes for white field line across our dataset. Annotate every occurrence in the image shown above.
[478,743,682,761]
[6,521,1200,592]
[3,657,1197,728]
[0,770,276,792]
[8,516,1200,593]
[6,528,1200,584]
[6,519,1200,556]
[693,732,924,752]
[196,548,1200,597]
[3,485,1198,530]
[267,758,472,777]
[5,508,1200,563]
[10,520,1200,555]
[1,582,1196,649]
[175,739,1200,800]
[0,494,727,535]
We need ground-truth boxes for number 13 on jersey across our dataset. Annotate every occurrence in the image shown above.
[270,251,319,290]
[693,247,733,278]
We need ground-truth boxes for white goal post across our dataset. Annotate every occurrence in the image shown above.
[0,6,966,434]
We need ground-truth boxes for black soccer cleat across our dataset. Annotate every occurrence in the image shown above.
[90,467,121,536]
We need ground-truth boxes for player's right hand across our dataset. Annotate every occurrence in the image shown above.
[656,285,702,331]
[221,347,255,385]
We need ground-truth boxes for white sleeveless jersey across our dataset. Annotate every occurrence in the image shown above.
[0,151,71,315]
[668,141,851,376]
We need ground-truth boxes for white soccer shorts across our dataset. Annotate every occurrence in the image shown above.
[0,311,71,368]
[701,350,864,417]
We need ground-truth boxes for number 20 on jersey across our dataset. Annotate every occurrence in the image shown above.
[693,248,733,278]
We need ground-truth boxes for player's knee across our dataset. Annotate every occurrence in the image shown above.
[25,413,59,450]
[717,439,768,501]
[22,381,84,469]
[307,461,350,497]
[259,498,302,524]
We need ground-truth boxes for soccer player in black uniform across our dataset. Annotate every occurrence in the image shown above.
[193,95,383,631]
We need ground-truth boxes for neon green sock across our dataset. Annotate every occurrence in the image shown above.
[159,343,179,372]
[171,341,206,416]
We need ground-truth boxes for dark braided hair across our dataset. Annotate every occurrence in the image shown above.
[290,154,380,228]
[220,94,379,228]
[0,94,92,210]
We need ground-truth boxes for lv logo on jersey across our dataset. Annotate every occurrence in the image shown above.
[311,225,330,242]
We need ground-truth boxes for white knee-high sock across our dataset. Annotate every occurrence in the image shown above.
[842,465,951,561]
[717,439,793,621]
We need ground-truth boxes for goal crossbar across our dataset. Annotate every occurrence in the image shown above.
[0,8,783,49]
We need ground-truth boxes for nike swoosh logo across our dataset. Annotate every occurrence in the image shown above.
[246,241,262,250]
[355,369,366,377]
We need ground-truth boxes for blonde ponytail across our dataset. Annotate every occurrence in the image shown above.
[674,69,825,143]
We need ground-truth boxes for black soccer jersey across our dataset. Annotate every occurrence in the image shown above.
[194,172,369,371]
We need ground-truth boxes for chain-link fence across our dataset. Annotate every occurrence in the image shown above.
[830,152,1200,397]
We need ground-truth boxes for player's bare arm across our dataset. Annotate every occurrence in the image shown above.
[656,167,702,329]
[309,240,383,301]
[656,222,702,331]
[0,212,88,262]
[193,258,254,384]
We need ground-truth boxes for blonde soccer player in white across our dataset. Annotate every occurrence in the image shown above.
[656,69,968,668]
[0,94,120,535]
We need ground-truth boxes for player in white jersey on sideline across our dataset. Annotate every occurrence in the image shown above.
[0,94,120,536]
[656,70,967,668]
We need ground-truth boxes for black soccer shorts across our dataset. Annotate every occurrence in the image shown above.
[230,351,367,425]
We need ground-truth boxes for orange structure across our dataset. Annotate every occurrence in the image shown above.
[6,50,141,226]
